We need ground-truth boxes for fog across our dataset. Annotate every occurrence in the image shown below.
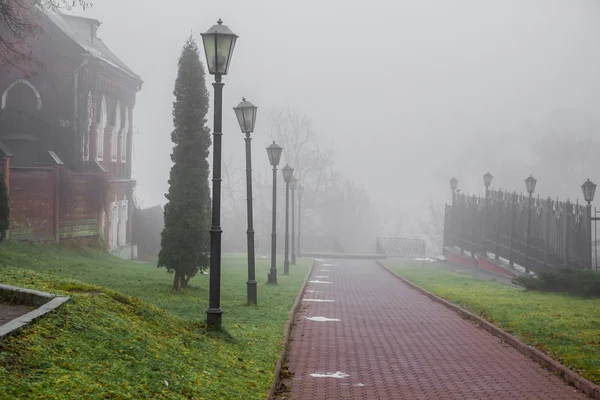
[75,0,600,251]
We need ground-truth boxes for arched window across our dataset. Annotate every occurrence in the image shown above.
[1,79,42,111]
[96,96,107,161]
[112,102,120,161]
[118,199,129,246]
[110,200,119,250]
[83,91,93,161]
[121,107,129,163]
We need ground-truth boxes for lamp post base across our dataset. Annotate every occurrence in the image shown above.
[267,268,278,284]
[247,280,257,304]
[284,260,290,275]
[206,308,223,328]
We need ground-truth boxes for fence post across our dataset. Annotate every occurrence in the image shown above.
[459,195,465,255]
[471,196,478,259]
[508,192,516,266]
[564,200,572,267]
[495,192,502,259]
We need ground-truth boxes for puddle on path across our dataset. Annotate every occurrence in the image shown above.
[310,371,350,378]
[306,290,321,293]
[318,269,330,272]
[315,258,327,262]
[306,316,341,322]
[302,299,335,302]
[308,280,332,284]
[321,263,338,267]
[315,275,329,278]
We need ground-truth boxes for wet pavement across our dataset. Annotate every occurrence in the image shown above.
[283,259,586,400]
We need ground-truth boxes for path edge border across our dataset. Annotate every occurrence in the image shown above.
[376,261,600,400]
[0,283,71,342]
[266,258,315,400]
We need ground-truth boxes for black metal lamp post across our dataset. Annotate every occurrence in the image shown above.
[282,165,294,275]
[233,98,258,305]
[266,142,283,284]
[524,175,537,274]
[201,19,238,328]
[582,178,597,269]
[297,184,304,257]
[290,176,298,265]
[482,172,493,255]
[450,177,458,205]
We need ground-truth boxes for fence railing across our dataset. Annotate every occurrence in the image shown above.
[376,237,427,258]
[444,190,592,273]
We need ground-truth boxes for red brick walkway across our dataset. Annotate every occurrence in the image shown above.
[284,259,586,400]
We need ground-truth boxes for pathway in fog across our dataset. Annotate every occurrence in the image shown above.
[284,259,585,399]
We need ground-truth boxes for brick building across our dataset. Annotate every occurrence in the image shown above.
[0,8,142,258]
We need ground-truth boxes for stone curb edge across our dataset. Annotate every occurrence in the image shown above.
[376,260,600,400]
[0,285,71,342]
[266,258,316,400]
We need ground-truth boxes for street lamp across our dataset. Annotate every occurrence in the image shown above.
[582,178,597,269]
[482,172,493,256]
[233,97,258,305]
[290,176,298,265]
[524,175,537,274]
[450,177,458,205]
[282,165,294,275]
[266,142,283,284]
[582,179,596,205]
[297,184,304,257]
[201,19,238,328]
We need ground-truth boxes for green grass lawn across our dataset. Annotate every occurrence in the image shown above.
[0,242,310,399]
[384,262,600,384]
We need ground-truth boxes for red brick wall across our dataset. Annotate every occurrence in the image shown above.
[9,168,56,241]
[9,167,106,243]
[59,170,104,240]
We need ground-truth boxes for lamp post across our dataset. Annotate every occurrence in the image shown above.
[524,175,537,274]
[282,165,294,275]
[233,98,258,305]
[201,19,238,328]
[266,142,283,284]
[450,177,458,206]
[291,176,298,265]
[449,177,458,248]
[482,172,493,255]
[297,184,304,257]
[581,178,597,269]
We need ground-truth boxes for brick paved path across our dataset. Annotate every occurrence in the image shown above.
[284,259,586,400]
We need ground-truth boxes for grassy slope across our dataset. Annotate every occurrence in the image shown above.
[0,242,309,399]
[385,262,600,384]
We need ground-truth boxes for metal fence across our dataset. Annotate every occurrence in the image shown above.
[376,237,427,258]
[444,190,592,273]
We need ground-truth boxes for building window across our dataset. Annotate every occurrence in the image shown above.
[96,96,106,161]
[83,91,93,162]
[121,107,129,164]
[111,101,120,162]
[1,79,42,111]
[118,199,128,246]
[109,200,119,250]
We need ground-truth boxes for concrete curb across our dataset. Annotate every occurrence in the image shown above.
[376,261,600,400]
[266,259,316,400]
[0,284,71,342]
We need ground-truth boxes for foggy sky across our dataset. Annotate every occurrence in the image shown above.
[75,0,600,216]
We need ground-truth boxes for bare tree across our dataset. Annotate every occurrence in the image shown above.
[1,0,91,73]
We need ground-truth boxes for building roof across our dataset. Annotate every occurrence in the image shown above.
[42,8,142,84]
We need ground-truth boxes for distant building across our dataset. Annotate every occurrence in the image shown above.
[0,8,143,259]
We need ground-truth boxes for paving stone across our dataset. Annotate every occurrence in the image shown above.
[285,259,587,400]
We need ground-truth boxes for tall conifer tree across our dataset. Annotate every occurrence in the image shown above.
[158,36,211,291]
